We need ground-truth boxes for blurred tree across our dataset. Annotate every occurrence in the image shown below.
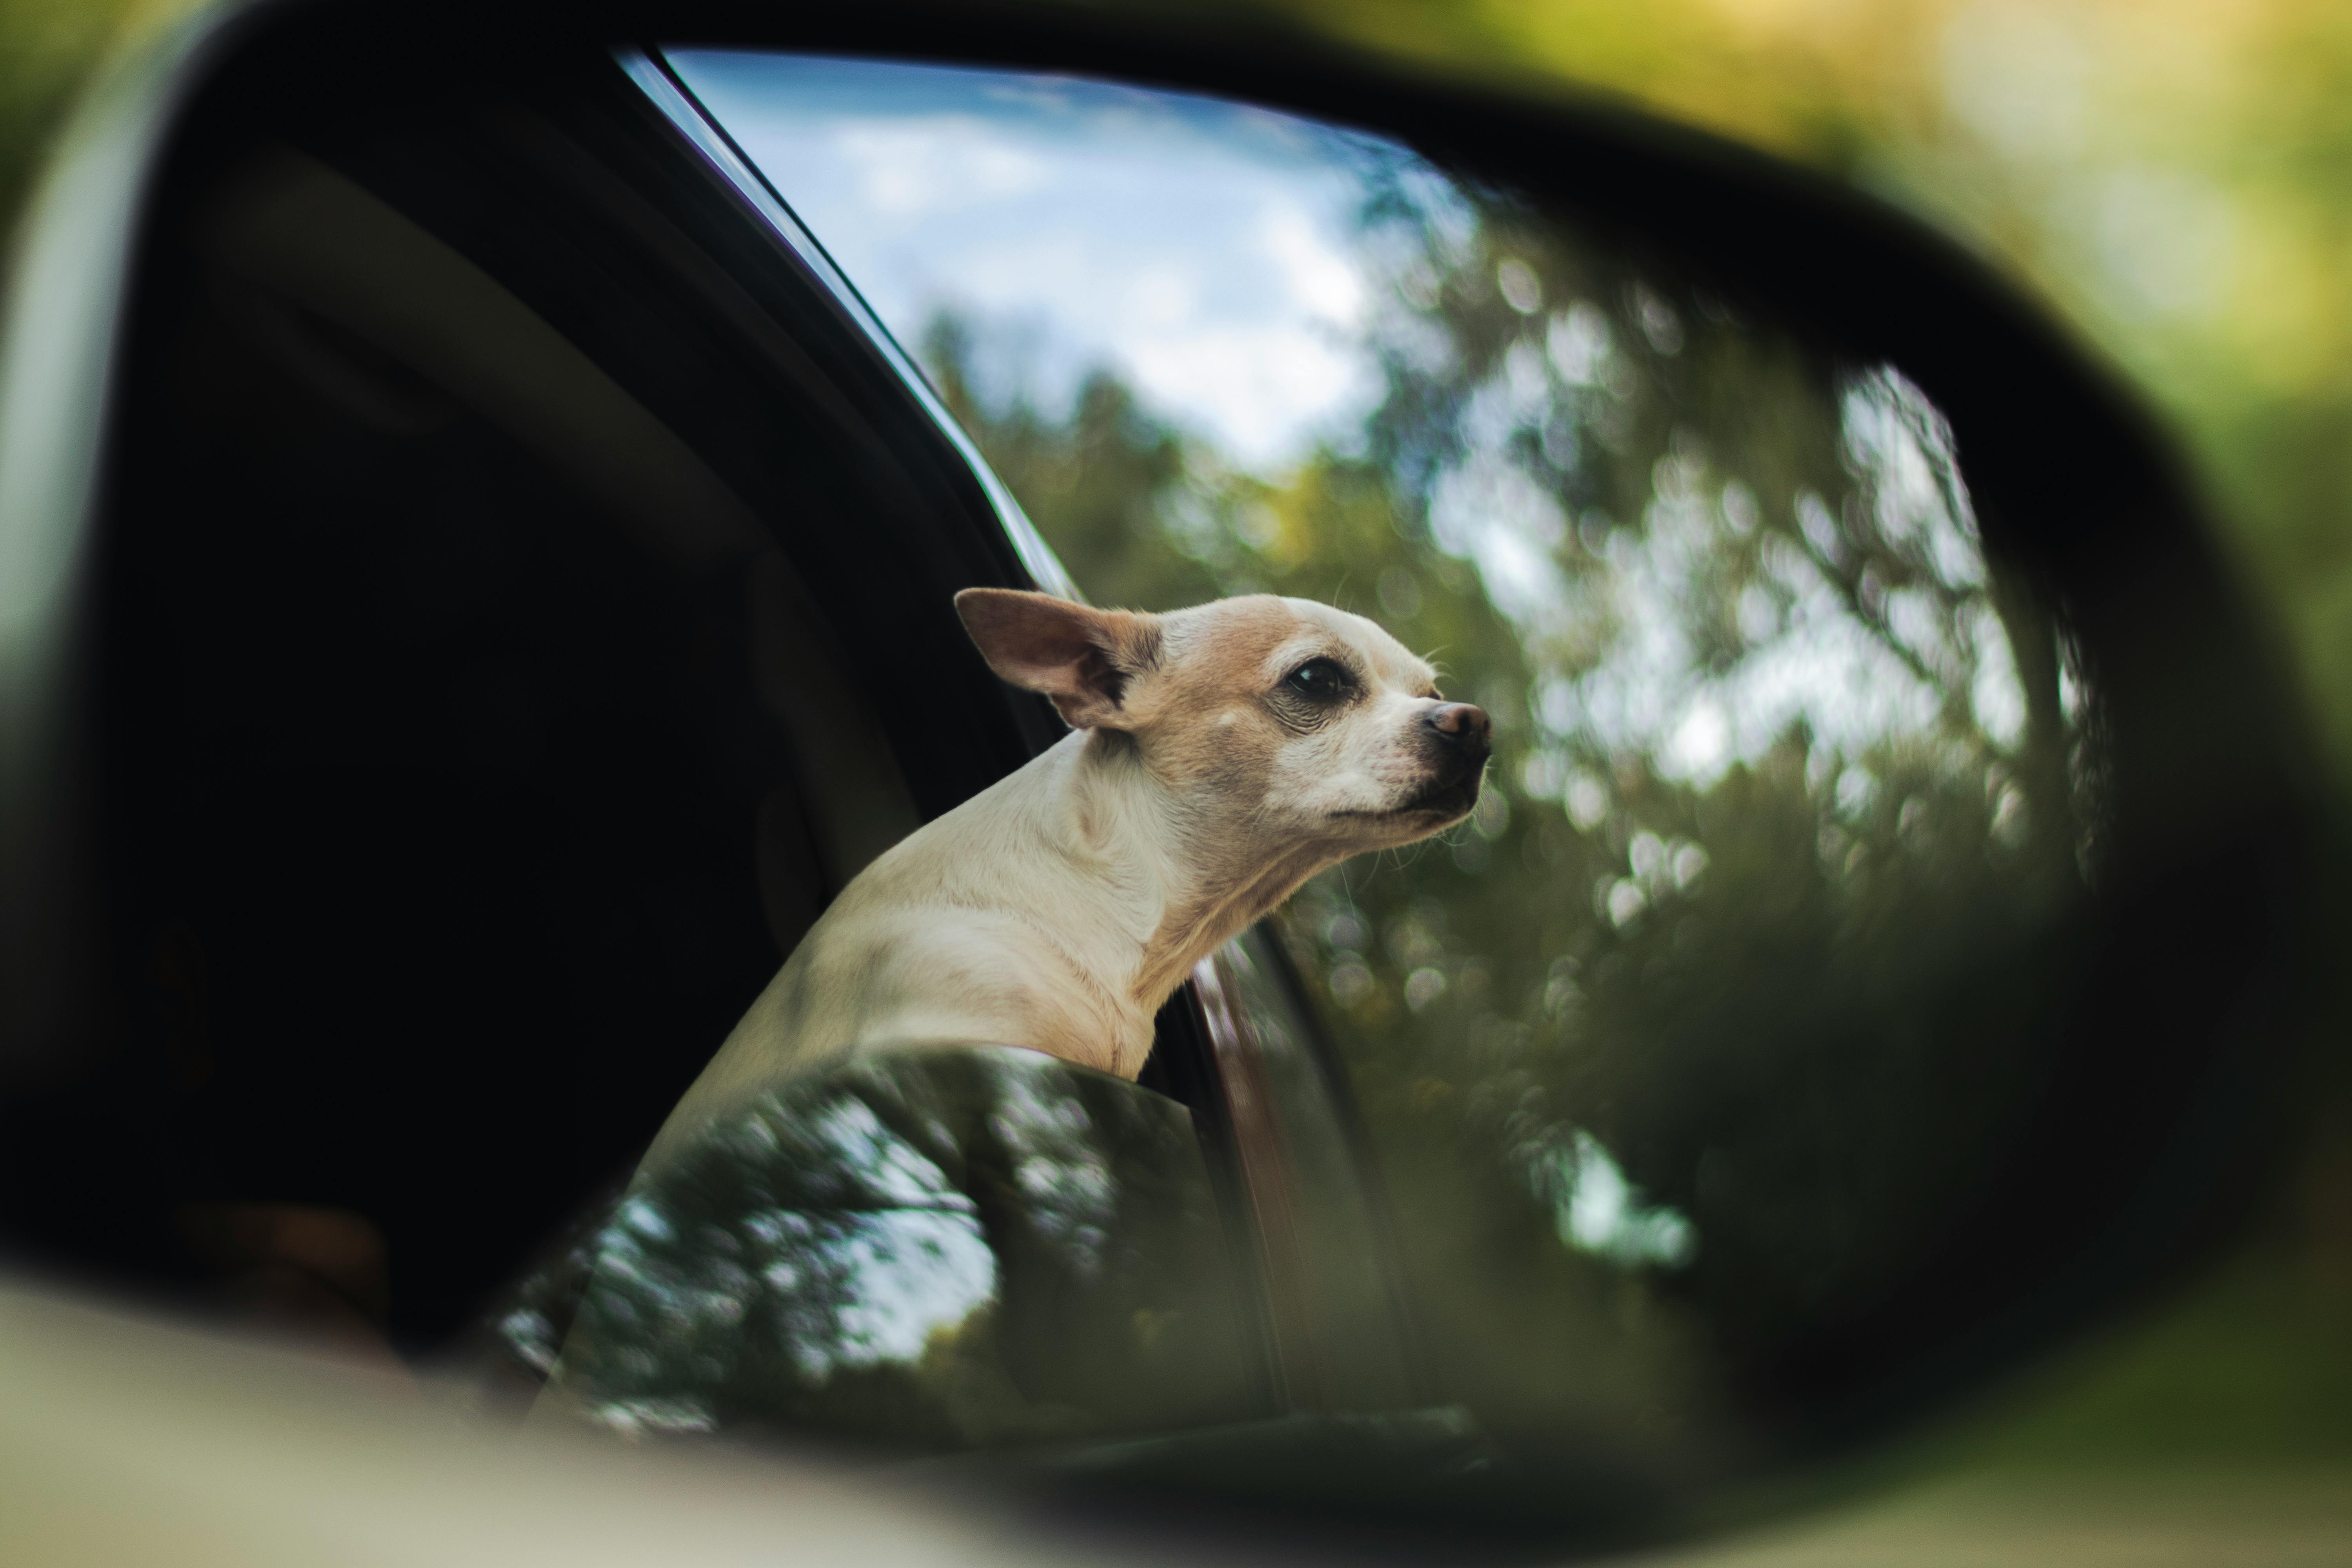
[1268,0,2352,779]
[924,153,2093,1454]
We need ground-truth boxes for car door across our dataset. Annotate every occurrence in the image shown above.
[0,37,1047,1325]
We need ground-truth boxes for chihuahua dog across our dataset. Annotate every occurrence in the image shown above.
[639,588,1489,1169]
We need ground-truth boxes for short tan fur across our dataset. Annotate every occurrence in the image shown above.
[641,588,1490,1171]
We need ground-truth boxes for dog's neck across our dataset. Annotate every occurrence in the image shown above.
[965,727,1333,1060]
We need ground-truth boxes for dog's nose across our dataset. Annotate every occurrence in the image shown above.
[1426,702,1492,760]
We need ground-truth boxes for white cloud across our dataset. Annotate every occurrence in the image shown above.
[1123,323,1364,468]
[1259,202,1365,326]
[675,53,1386,468]
[830,116,1051,217]
[1128,266,1196,328]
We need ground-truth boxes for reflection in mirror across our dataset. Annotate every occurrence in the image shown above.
[661,49,2111,1497]
[1259,180,2100,1472]
[514,1049,1259,1449]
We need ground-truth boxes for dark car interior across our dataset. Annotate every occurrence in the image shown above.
[0,45,1082,1352]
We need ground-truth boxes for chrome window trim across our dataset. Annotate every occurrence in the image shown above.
[617,45,1077,603]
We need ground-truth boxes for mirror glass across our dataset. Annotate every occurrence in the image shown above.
[484,49,2114,1532]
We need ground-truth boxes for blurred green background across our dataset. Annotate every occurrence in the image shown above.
[1282,0,2352,788]
[6,0,2350,1553]
[1239,2,2352,1519]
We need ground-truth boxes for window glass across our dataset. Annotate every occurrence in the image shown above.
[676,50,2098,1470]
[517,1049,1259,1447]
[1195,930,1419,1413]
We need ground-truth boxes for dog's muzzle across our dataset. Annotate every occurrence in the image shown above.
[1426,702,1492,761]
[1409,702,1492,815]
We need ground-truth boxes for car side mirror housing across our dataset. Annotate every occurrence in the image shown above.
[0,1,2329,1557]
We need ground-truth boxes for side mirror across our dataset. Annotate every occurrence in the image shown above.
[0,1,2328,1558]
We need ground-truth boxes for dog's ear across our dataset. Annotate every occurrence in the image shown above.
[955,588,1161,730]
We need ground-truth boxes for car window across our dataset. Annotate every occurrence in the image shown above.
[672,48,2100,1476]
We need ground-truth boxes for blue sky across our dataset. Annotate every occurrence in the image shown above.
[663,53,2017,809]
[668,51,1393,469]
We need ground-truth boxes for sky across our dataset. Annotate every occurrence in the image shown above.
[667,50,1390,470]
[665,50,2020,824]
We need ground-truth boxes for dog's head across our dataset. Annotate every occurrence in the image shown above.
[956,588,1489,858]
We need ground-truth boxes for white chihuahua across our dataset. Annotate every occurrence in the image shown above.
[641,588,1490,1169]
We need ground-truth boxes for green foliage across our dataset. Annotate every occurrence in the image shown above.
[1278,0,2352,786]
[926,165,2091,1453]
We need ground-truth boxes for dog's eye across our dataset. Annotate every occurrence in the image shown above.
[1284,658,1354,702]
